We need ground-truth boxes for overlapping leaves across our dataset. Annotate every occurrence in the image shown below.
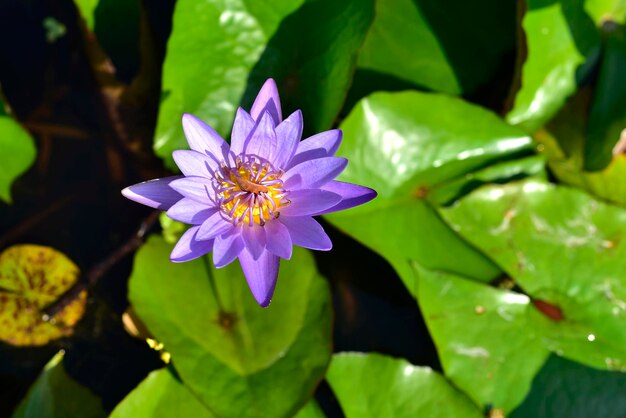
[325,91,533,295]
[154,0,373,168]
[441,179,626,371]
[124,235,332,418]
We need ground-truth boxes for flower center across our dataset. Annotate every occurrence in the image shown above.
[215,156,288,226]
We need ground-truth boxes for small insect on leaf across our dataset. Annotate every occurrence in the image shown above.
[0,245,87,346]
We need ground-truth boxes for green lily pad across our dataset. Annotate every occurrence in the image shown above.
[506,0,599,132]
[0,245,87,346]
[243,0,374,137]
[110,368,216,418]
[325,91,533,295]
[326,352,483,418]
[357,0,514,95]
[0,98,36,203]
[441,179,626,371]
[153,0,305,168]
[414,263,550,413]
[12,351,105,418]
[129,236,332,418]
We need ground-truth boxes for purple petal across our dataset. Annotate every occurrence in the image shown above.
[196,212,234,240]
[242,225,266,260]
[244,111,277,162]
[230,107,255,156]
[315,181,377,215]
[238,248,280,307]
[265,220,292,259]
[122,176,183,210]
[280,189,342,216]
[283,157,348,190]
[166,198,217,225]
[173,150,219,177]
[169,176,215,205]
[287,129,342,169]
[250,78,282,125]
[212,228,244,268]
[182,113,230,161]
[272,110,303,169]
[280,216,332,251]
[170,226,214,262]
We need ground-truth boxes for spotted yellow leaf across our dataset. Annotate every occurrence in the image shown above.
[0,245,86,346]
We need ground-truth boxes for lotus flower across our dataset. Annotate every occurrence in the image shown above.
[122,79,376,307]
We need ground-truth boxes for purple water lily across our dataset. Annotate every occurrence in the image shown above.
[122,79,376,307]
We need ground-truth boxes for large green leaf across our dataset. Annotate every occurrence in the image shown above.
[326,352,483,418]
[415,264,550,413]
[0,98,36,203]
[506,0,599,132]
[110,368,216,418]
[441,179,626,371]
[242,0,374,137]
[357,0,514,95]
[129,236,332,418]
[325,91,532,295]
[12,352,105,418]
[154,0,305,167]
[585,24,626,170]
[511,354,626,418]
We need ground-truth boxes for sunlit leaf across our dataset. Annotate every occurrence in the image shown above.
[506,0,599,132]
[325,91,533,295]
[428,154,547,206]
[12,351,105,418]
[441,179,626,371]
[327,352,483,418]
[0,98,36,203]
[0,245,86,346]
[129,236,332,418]
[110,368,216,418]
[154,0,305,168]
[415,263,550,413]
